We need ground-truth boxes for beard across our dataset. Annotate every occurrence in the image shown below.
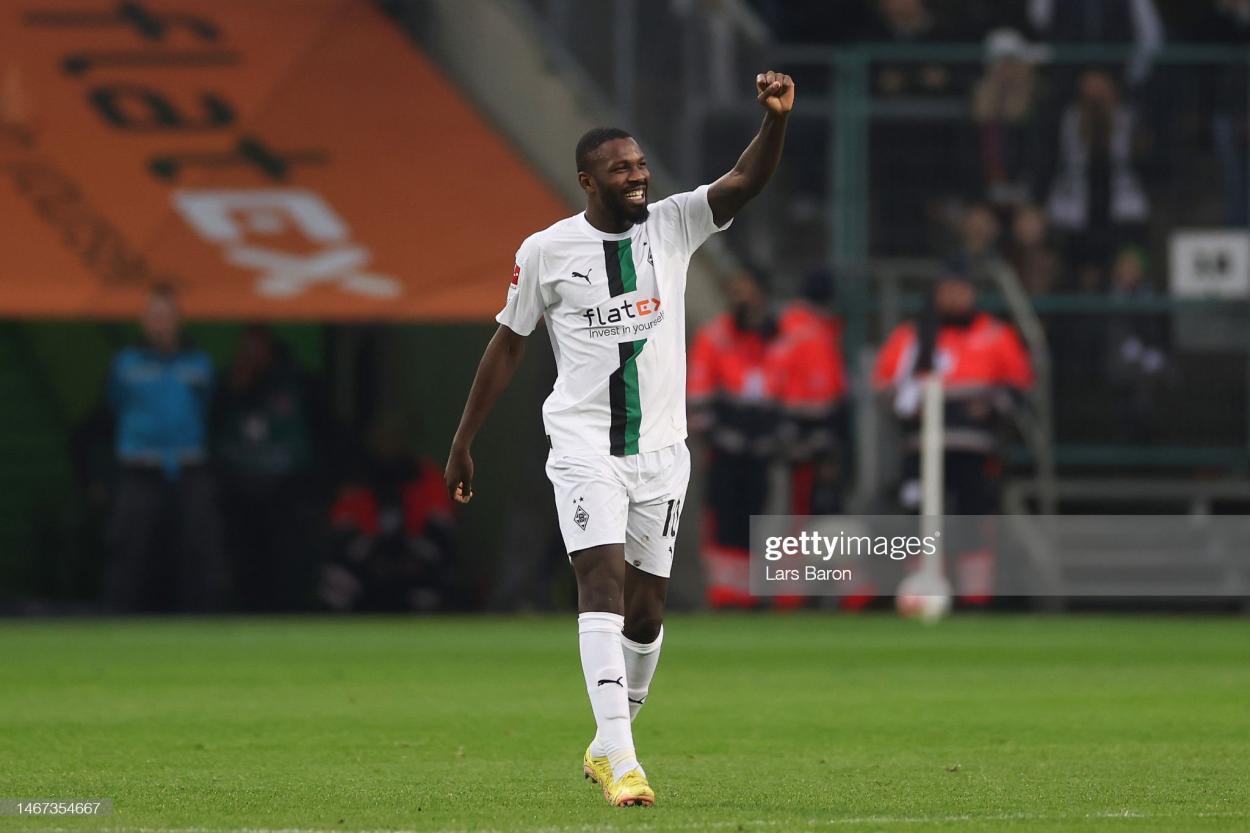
[611,193,649,225]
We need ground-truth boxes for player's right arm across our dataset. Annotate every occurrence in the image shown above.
[445,238,545,504]
[444,324,527,503]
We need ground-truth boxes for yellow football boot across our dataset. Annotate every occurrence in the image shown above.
[605,767,655,807]
[582,745,613,787]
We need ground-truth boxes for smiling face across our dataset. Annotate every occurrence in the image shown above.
[579,137,651,226]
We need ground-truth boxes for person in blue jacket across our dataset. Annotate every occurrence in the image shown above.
[104,284,227,611]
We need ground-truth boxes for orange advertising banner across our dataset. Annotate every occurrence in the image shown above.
[0,0,568,320]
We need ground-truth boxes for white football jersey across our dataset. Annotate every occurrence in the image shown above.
[497,184,730,457]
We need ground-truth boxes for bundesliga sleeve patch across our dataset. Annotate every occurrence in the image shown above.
[511,263,521,286]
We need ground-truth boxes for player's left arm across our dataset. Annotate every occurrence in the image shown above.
[707,70,795,228]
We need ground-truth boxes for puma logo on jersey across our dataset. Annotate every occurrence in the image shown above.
[572,268,593,283]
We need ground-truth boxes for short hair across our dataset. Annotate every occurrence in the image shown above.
[575,127,633,174]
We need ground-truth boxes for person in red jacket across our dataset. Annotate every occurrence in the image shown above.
[874,274,1032,601]
[776,270,849,516]
[688,269,788,608]
[320,420,457,612]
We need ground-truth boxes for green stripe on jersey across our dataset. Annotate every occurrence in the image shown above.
[617,239,638,293]
[621,338,645,455]
[606,238,644,456]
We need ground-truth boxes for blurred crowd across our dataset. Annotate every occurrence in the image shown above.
[80,286,459,614]
[749,0,1249,274]
[742,0,1246,447]
[686,265,1032,608]
[751,0,1247,52]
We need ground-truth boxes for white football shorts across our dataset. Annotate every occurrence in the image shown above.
[545,442,691,578]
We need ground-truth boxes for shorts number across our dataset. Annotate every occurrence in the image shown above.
[662,499,682,538]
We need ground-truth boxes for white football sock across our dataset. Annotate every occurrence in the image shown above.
[622,625,663,721]
[578,612,639,779]
[590,625,664,758]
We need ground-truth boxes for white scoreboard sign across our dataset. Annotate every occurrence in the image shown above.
[1169,230,1250,299]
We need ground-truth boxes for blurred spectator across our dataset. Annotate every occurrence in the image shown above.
[863,0,960,97]
[1007,203,1062,295]
[973,29,1049,205]
[866,0,942,39]
[946,202,1008,280]
[214,326,326,611]
[874,275,1033,600]
[103,284,227,612]
[864,0,979,254]
[688,269,789,609]
[1105,246,1171,440]
[319,417,456,612]
[776,270,850,515]
[1199,2,1250,225]
[1027,0,1164,87]
[1046,69,1150,291]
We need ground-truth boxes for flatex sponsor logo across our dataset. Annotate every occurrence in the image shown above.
[582,296,664,339]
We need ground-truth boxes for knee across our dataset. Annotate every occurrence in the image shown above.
[623,613,662,644]
[578,576,624,615]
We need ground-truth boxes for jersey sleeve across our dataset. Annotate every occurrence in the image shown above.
[652,184,732,258]
[495,237,545,336]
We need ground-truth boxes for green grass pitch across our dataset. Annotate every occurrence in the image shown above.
[1,614,1247,832]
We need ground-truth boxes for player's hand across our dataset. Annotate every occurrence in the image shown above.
[444,445,474,504]
[756,70,795,116]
